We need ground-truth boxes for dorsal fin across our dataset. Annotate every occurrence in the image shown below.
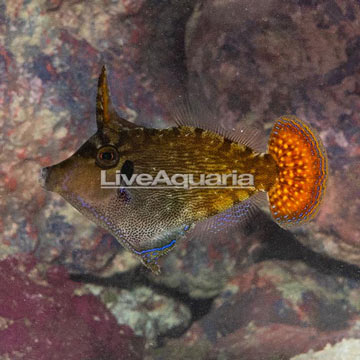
[96,66,140,131]
[169,94,266,153]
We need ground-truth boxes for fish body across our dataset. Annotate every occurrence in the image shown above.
[41,67,328,273]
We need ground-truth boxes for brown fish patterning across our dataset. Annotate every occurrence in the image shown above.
[40,66,328,273]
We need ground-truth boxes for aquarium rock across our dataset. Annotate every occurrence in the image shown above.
[0,254,144,360]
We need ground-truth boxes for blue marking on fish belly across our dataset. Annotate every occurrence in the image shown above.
[134,239,176,255]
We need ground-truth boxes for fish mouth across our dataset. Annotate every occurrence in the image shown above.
[39,167,51,189]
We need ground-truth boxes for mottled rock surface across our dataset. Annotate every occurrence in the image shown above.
[83,284,192,346]
[0,254,144,360]
[1,0,360,359]
[148,260,360,360]
[291,338,360,360]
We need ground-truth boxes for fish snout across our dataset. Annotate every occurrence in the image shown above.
[39,166,52,189]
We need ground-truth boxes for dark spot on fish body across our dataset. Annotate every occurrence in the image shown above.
[143,128,157,143]
[171,127,181,136]
[194,127,204,136]
[218,138,232,153]
[120,160,134,180]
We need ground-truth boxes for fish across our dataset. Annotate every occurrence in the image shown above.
[40,66,328,273]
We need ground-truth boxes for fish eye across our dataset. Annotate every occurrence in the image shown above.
[96,145,119,168]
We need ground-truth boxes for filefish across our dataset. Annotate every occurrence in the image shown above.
[40,67,328,273]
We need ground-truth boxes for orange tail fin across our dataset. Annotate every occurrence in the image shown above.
[267,116,328,228]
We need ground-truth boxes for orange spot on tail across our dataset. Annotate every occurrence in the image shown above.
[267,116,328,227]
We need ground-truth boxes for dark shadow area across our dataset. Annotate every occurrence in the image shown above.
[70,265,215,342]
[251,211,360,281]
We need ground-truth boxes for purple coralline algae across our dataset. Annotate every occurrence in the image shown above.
[1,0,360,359]
[0,254,144,359]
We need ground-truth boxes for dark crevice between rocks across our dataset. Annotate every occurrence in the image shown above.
[139,0,196,96]
[70,265,215,343]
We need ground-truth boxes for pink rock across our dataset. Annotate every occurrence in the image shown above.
[153,260,360,360]
[0,255,144,360]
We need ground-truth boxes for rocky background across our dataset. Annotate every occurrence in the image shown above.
[0,0,359,359]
